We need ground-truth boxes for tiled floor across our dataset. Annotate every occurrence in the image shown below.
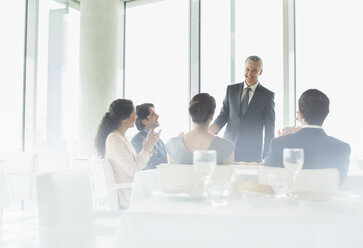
[1,202,38,248]
[1,202,118,248]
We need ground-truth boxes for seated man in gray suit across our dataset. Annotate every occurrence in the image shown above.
[265,89,351,183]
[131,103,167,170]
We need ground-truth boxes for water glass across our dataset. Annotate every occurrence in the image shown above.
[205,180,230,206]
[266,174,288,198]
[283,148,304,191]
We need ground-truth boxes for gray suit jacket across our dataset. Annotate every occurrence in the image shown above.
[214,82,275,162]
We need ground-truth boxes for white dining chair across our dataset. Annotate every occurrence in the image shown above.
[0,164,11,245]
[259,166,339,191]
[36,170,120,248]
[341,175,363,196]
[1,152,37,208]
[158,164,233,190]
[295,168,339,191]
[158,164,199,190]
[258,166,293,189]
[90,159,132,210]
[35,151,70,173]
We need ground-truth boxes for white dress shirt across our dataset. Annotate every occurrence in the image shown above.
[301,125,323,129]
[241,81,259,104]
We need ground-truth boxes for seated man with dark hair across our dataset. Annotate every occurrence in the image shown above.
[131,103,167,170]
[265,89,351,183]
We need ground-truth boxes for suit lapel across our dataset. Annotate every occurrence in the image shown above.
[237,82,245,117]
[230,82,244,117]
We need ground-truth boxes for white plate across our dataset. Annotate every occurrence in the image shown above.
[288,191,360,202]
[152,185,203,200]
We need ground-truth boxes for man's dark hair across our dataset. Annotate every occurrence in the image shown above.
[135,103,155,131]
[298,89,330,125]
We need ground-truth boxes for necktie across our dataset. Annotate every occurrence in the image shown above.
[241,87,251,116]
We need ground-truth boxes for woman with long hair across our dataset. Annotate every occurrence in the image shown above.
[95,99,159,207]
[165,93,234,164]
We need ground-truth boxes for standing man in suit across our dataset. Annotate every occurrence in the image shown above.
[209,55,275,162]
[131,103,167,170]
[265,89,351,183]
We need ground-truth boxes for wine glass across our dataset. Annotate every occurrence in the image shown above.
[283,148,304,191]
[193,150,217,194]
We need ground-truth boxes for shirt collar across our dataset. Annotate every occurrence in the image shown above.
[143,127,155,134]
[244,81,259,92]
[301,125,323,130]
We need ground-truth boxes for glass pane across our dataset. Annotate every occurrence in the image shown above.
[234,0,284,132]
[0,1,26,151]
[296,0,363,159]
[125,0,189,141]
[200,0,230,134]
[37,0,80,152]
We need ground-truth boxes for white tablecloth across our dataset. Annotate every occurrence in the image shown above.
[118,196,363,248]
[124,167,363,248]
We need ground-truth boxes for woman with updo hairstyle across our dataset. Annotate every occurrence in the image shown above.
[95,99,159,208]
[165,93,234,164]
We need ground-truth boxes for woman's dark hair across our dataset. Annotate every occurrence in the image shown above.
[189,93,216,124]
[95,99,134,157]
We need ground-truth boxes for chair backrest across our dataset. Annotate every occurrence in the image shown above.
[258,166,293,189]
[35,151,70,173]
[341,175,363,196]
[1,151,37,201]
[158,164,233,190]
[36,171,95,248]
[259,166,339,191]
[90,159,120,210]
[0,164,10,207]
[1,152,36,173]
[258,166,292,184]
[158,164,198,190]
[102,159,121,210]
[295,168,339,191]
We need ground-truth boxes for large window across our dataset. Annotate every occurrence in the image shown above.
[296,0,363,159]
[124,0,189,141]
[37,0,80,152]
[234,0,284,132]
[0,1,26,151]
[201,0,284,134]
[200,0,231,125]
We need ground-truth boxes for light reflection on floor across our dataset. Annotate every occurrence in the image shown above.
[1,202,38,248]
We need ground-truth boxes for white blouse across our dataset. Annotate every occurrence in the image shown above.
[105,130,150,207]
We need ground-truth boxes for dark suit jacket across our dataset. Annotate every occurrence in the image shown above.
[265,128,351,183]
[214,82,275,162]
[131,129,167,170]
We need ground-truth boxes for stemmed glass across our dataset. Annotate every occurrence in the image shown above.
[193,150,217,195]
[283,148,304,191]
